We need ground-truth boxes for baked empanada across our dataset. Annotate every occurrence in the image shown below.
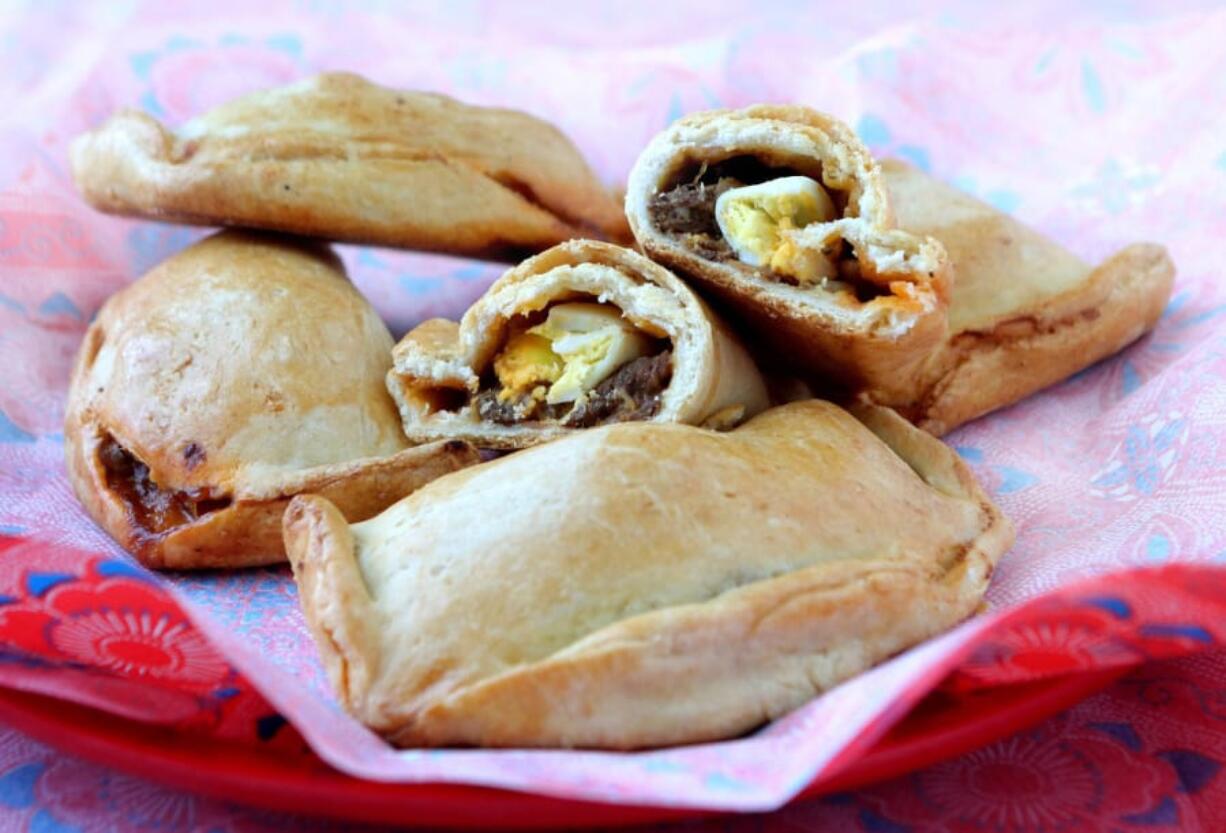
[64,230,479,569]
[625,105,951,401]
[70,72,628,259]
[878,160,1175,434]
[284,400,1014,749]
[386,239,769,449]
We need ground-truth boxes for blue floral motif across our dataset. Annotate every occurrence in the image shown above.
[127,226,199,276]
[36,292,81,320]
[0,647,57,669]
[1087,721,1142,751]
[1120,794,1178,825]
[1161,290,1191,319]
[95,560,156,583]
[703,771,749,791]
[855,113,892,148]
[950,175,1021,213]
[1171,303,1226,332]
[856,47,900,82]
[1121,360,1142,395]
[1137,624,1213,644]
[1157,749,1222,794]
[1091,414,1186,500]
[451,264,496,282]
[996,466,1039,494]
[1144,533,1171,562]
[1083,596,1132,619]
[1081,59,1107,113]
[859,807,911,832]
[954,446,984,463]
[854,113,935,176]
[894,145,930,173]
[954,447,1038,495]
[24,572,76,597]
[0,762,42,808]
[398,275,446,297]
[1070,158,1160,214]
[29,809,82,833]
[0,411,35,444]
[255,713,288,741]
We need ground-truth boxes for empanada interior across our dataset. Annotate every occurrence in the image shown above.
[402,294,675,429]
[650,153,876,294]
[95,431,233,540]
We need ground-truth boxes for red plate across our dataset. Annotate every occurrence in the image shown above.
[0,668,1124,829]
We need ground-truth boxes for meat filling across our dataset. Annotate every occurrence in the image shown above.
[474,390,567,424]
[648,158,897,300]
[563,350,673,428]
[647,178,741,261]
[475,350,673,428]
[98,436,231,535]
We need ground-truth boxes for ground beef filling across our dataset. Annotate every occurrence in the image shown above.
[564,350,673,428]
[475,350,673,428]
[98,436,231,535]
[474,390,567,424]
[647,178,740,261]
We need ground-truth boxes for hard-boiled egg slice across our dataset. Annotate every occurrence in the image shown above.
[528,303,653,405]
[714,176,838,284]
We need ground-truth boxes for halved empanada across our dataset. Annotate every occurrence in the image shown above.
[878,160,1175,434]
[386,239,769,449]
[64,230,478,569]
[284,400,1014,749]
[625,105,951,401]
[70,72,628,259]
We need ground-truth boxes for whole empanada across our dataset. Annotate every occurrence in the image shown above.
[64,230,478,569]
[625,105,952,402]
[70,72,628,259]
[387,239,770,449]
[284,400,1014,749]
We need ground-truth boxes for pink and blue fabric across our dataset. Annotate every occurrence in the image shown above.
[2,1,1226,830]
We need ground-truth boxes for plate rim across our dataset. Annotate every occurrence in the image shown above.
[0,667,1126,829]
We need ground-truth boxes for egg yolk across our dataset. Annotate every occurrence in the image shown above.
[493,303,653,405]
[493,332,563,401]
[714,175,838,285]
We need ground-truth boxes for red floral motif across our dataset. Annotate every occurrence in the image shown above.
[0,558,232,695]
[48,607,227,688]
[947,566,1226,692]
[858,716,1177,833]
[0,601,57,659]
[950,606,1141,690]
[917,734,1102,829]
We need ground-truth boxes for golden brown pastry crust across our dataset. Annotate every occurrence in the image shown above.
[625,105,952,401]
[284,400,1014,749]
[70,72,629,259]
[64,230,479,569]
[387,240,770,449]
[876,161,1176,434]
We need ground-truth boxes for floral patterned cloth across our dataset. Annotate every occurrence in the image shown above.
[2,0,1226,829]
[4,650,1224,832]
